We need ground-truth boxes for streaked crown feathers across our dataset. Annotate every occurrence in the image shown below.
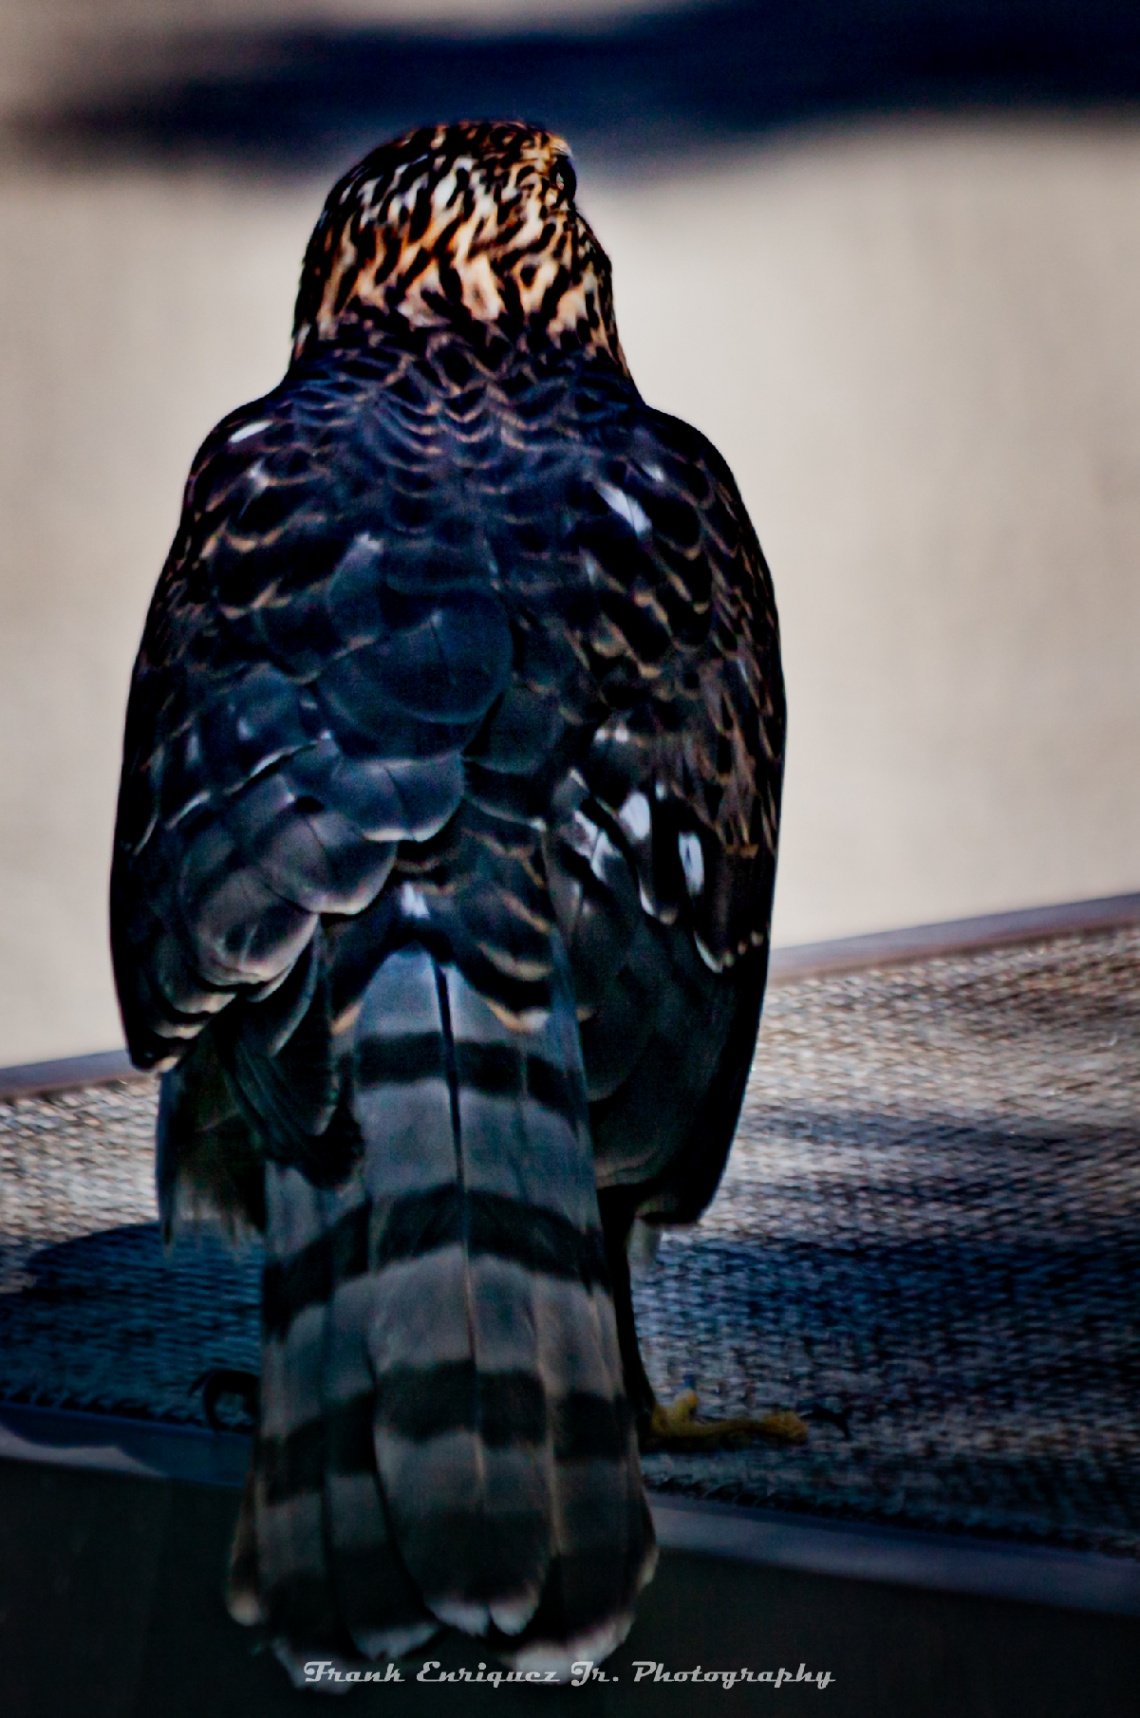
[291,120,625,369]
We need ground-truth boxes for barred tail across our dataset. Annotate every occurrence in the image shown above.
[252,942,656,1676]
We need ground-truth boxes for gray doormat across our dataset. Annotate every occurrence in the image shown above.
[1,926,1137,1558]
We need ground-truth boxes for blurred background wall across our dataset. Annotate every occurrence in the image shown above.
[0,0,1138,1063]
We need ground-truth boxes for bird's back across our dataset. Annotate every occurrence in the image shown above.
[111,122,783,1681]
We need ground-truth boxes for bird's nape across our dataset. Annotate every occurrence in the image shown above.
[290,119,625,371]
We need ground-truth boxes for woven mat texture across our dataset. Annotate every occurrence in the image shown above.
[0,927,1137,1555]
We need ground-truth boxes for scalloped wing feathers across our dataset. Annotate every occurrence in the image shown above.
[112,324,782,1669]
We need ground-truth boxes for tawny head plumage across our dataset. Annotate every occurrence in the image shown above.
[291,120,625,369]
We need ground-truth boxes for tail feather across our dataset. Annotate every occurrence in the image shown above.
[252,941,655,1670]
[257,1167,433,1659]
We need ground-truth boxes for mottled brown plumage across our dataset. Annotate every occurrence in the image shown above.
[292,122,622,370]
[111,121,785,1683]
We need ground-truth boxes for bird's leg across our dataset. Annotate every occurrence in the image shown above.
[599,1189,659,1430]
[598,1190,808,1452]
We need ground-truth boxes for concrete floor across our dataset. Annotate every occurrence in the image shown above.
[0,119,1138,1063]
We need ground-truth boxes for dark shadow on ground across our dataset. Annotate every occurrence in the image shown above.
[0,1223,260,1427]
[2,1190,1138,1553]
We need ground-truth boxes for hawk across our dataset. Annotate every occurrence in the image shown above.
[111,121,786,1681]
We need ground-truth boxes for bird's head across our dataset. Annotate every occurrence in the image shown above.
[291,120,625,370]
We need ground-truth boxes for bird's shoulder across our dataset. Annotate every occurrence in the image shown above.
[555,393,785,943]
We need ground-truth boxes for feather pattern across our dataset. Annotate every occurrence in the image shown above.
[112,120,782,1676]
[252,944,652,1670]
